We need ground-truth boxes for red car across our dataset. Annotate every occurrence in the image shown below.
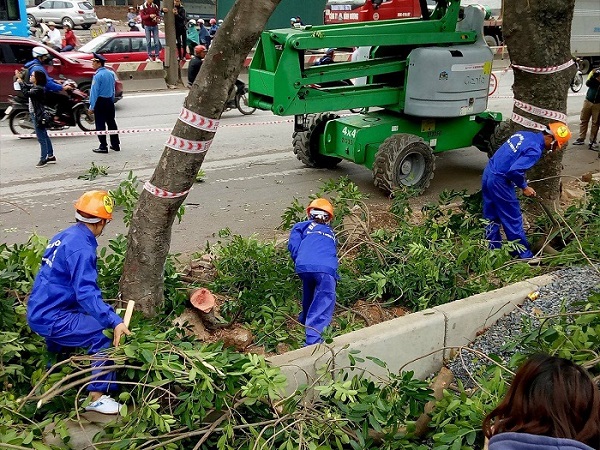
[0,36,123,110]
[63,31,166,63]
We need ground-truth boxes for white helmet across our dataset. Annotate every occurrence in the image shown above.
[188,19,196,25]
[32,46,49,58]
[198,18,204,24]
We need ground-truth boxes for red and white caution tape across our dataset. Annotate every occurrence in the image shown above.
[514,99,567,123]
[164,135,212,154]
[510,112,547,131]
[511,59,574,74]
[178,107,220,131]
[143,180,190,199]
[16,127,171,138]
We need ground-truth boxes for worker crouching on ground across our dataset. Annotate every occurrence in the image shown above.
[482,122,571,260]
[27,190,131,415]
[288,198,339,346]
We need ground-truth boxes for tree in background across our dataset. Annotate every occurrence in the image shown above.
[503,0,576,202]
[120,0,282,316]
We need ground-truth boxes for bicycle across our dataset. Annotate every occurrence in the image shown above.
[570,58,584,93]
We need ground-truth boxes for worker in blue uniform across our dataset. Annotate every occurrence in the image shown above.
[27,190,131,415]
[288,198,339,346]
[482,122,571,259]
[89,53,120,153]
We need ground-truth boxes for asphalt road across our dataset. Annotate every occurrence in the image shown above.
[0,71,597,255]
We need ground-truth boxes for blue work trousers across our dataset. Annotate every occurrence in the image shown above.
[43,313,116,393]
[145,25,160,58]
[482,171,534,259]
[298,272,336,346]
[31,113,54,161]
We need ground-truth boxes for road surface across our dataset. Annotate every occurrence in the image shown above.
[0,70,598,255]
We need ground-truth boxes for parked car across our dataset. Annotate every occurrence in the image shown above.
[63,31,166,63]
[0,37,123,110]
[27,0,97,30]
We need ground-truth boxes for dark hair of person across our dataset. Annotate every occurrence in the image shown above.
[33,70,47,86]
[483,354,600,449]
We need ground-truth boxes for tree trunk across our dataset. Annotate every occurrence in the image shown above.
[120,0,281,317]
[503,0,576,203]
[162,0,179,86]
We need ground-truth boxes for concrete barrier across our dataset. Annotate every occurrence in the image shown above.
[268,274,552,395]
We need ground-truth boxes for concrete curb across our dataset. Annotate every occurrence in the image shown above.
[268,274,553,394]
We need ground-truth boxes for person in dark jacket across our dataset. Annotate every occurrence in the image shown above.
[482,122,571,260]
[172,0,187,60]
[288,198,339,346]
[572,68,600,151]
[187,44,205,86]
[27,190,131,415]
[483,354,600,450]
[15,69,56,167]
[315,48,335,66]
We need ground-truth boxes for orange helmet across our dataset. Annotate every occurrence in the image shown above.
[74,190,114,220]
[306,198,334,219]
[547,122,571,149]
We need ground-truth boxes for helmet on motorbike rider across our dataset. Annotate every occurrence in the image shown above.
[209,18,216,25]
[188,19,196,25]
[32,46,49,58]
[194,45,206,56]
[74,190,114,221]
[325,48,335,55]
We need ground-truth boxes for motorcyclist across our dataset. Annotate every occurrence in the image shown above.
[22,46,73,122]
[315,48,335,66]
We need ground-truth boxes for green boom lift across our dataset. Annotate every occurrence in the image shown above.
[248,0,505,193]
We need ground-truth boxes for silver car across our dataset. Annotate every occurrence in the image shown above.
[27,0,98,30]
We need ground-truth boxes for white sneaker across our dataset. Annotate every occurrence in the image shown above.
[146,57,152,62]
[85,395,122,415]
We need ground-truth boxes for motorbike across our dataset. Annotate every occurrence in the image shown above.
[2,79,95,137]
[570,58,584,93]
[224,79,256,115]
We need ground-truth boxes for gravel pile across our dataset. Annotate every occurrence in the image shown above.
[447,266,600,387]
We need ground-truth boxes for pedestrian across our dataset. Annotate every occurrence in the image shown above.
[89,53,120,153]
[208,17,218,39]
[60,23,77,52]
[105,19,115,33]
[482,122,571,260]
[572,68,600,152]
[27,190,131,415]
[126,5,137,22]
[483,354,600,450]
[172,0,187,60]
[315,48,335,66]
[186,19,199,56]
[197,18,210,47]
[43,21,62,51]
[140,0,161,61]
[288,198,339,346]
[14,69,56,168]
[187,44,205,87]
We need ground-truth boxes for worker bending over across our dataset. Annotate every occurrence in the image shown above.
[288,198,339,346]
[27,190,130,415]
[482,122,571,259]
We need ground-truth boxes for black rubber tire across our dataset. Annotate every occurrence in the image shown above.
[236,91,256,115]
[61,17,75,29]
[372,133,435,194]
[570,72,584,93]
[27,14,37,27]
[292,113,342,169]
[75,105,95,131]
[579,58,590,74]
[9,110,35,138]
[78,82,91,98]
[488,120,511,158]
[82,24,92,30]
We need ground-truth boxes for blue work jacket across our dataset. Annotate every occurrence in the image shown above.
[288,220,339,279]
[27,223,122,336]
[485,131,545,189]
